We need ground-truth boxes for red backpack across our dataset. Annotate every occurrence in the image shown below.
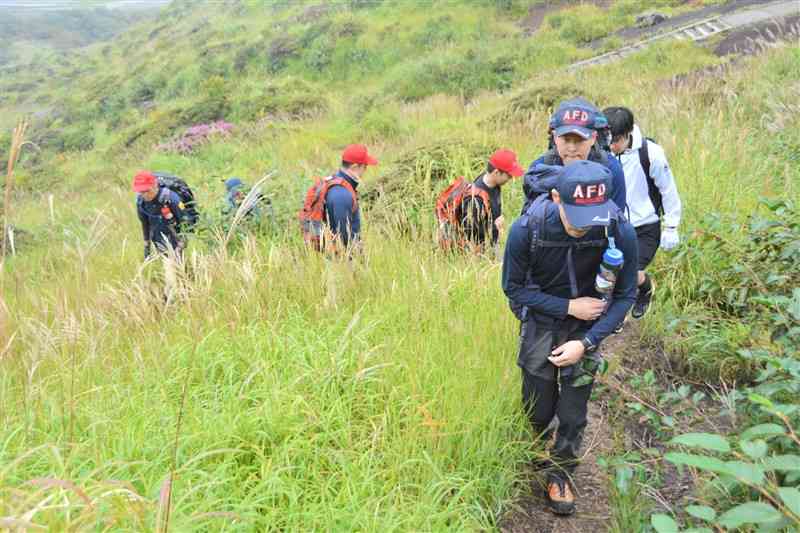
[298,175,358,251]
[435,177,491,252]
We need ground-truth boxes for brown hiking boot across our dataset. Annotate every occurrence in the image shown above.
[545,477,576,516]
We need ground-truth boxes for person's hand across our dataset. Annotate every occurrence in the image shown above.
[661,226,680,250]
[568,297,605,321]
[494,215,505,233]
[549,340,585,367]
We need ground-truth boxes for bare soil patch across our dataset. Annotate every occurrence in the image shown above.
[714,13,800,56]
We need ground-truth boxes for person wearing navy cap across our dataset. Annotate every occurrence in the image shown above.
[523,97,627,213]
[502,160,638,516]
[221,177,271,232]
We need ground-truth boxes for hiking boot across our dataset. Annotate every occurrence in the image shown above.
[613,320,624,334]
[631,287,653,319]
[545,477,576,516]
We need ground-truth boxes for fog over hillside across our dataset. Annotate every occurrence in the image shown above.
[0,0,169,9]
[0,0,168,65]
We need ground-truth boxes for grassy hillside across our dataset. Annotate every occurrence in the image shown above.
[1,0,799,529]
[0,4,159,67]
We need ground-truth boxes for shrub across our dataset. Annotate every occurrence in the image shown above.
[128,77,161,105]
[388,48,517,101]
[233,43,260,73]
[157,120,234,154]
[235,78,328,121]
[361,138,498,233]
[266,36,299,73]
[489,78,605,126]
[656,210,800,527]
[413,15,457,49]
[62,124,95,152]
[663,200,800,381]
[546,5,616,45]
[360,105,404,141]
[303,35,335,73]
[179,76,231,124]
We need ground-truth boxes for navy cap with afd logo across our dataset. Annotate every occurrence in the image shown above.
[550,97,603,140]
[557,160,617,228]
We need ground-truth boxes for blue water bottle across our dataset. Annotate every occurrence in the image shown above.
[595,245,624,302]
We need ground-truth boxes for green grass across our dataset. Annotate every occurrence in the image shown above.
[1,231,530,530]
[1,0,800,528]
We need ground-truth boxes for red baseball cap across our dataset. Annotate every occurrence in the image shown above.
[489,149,524,177]
[342,144,378,166]
[132,171,157,192]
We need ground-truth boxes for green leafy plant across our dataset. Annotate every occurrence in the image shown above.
[643,200,800,530]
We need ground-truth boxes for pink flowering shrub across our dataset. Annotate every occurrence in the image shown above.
[157,120,233,154]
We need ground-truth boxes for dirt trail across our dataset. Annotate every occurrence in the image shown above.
[499,331,631,532]
[499,318,737,531]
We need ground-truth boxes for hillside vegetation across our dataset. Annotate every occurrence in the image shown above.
[0,4,157,67]
[1,0,799,530]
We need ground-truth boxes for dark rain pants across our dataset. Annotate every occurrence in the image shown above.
[517,313,602,481]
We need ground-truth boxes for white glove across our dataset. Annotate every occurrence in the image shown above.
[660,226,680,251]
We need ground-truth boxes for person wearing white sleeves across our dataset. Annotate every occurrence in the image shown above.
[603,106,683,319]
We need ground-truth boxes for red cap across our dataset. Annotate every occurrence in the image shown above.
[489,149,524,177]
[132,171,157,192]
[342,144,378,166]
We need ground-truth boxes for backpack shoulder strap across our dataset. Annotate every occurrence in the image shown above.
[309,175,332,205]
[465,182,492,217]
[638,137,651,181]
[523,195,571,254]
[323,176,358,213]
[638,136,664,216]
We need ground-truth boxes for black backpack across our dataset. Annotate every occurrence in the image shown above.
[153,171,200,230]
[511,194,624,320]
[638,136,664,216]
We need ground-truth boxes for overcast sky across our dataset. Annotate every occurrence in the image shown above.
[0,0,170,9]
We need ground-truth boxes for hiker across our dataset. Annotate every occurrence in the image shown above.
[603,106,682,319]
[133,170,189,259]
[298,144,378,253]
[525,97,627,213]
[502,160,638,516]
[221,177,271,232]
[436,149,524,253]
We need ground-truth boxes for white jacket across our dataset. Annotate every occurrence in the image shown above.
[616,125,682,229]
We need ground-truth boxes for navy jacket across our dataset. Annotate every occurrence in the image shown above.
[137,187,187,249]
[526,148,627,212]
[501,197,638,347]
[324,169,361,247]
